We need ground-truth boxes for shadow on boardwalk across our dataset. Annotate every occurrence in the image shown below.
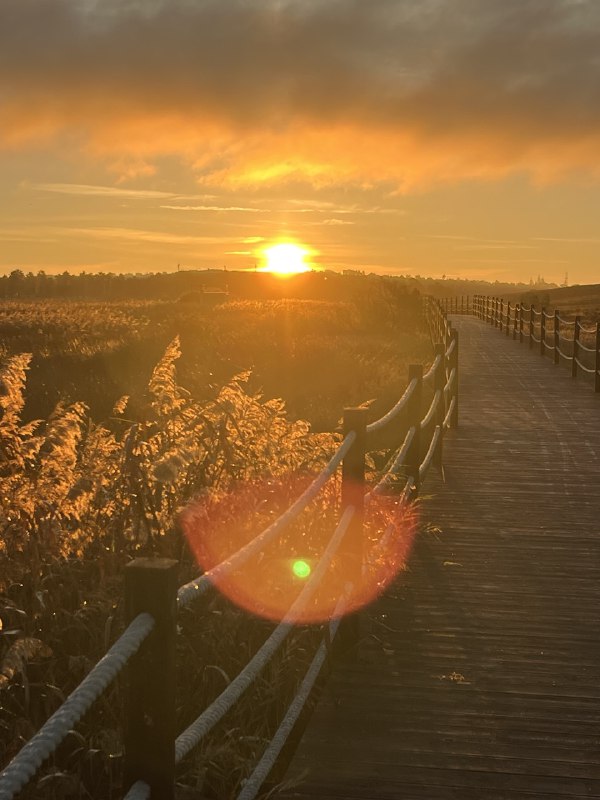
[277,316,600,800]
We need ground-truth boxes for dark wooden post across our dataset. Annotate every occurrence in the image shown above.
[513,303,518,340]
[572,316,580,378]
[519,304,524,343]
[340,407,368,651]
[554,309,560,365]
[540,308,546,356]
[124,558,178,800]
[449,329,459,427]
[499,299,504,332]
[342,407,367,565]
[467,295,470,315]
[595,323,600,393]
[405,365,423,495]
[529,306,534,349]
[506,302,511,336]
[433,343,445,470]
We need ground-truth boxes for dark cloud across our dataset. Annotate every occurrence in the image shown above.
[2,0,600,184]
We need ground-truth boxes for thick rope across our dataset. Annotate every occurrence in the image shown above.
[175,507,356,763]
[236,591,350,800]
[443,397,457,430]
[422,354,443,383]
[419,389,441,431]
[419,426,442,481]
[574,357,595,374]
[0,613,154,800]
[368,427,415,499]
[122,780,151,800]
[366,378,417,435]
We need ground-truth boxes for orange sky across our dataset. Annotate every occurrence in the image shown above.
[2,0,600,283]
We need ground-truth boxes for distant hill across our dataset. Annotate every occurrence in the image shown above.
[501,283,600,322]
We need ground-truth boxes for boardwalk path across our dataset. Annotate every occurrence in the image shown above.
[278,315,600,799]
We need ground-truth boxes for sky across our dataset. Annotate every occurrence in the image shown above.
[1,0,600,284]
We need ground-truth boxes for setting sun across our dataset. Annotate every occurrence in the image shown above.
[262,243,311,275]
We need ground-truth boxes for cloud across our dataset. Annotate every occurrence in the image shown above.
[161,204,267,212]
[31,183,175,199]
[52,226,252,245]
[2,0,600,188]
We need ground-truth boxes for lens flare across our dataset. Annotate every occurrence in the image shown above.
[180,476,418,624]
[292,559,311,579]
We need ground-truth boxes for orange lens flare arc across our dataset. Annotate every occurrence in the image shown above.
[180,477,418,625]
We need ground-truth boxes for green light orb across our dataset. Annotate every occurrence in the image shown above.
[292,559,311,579]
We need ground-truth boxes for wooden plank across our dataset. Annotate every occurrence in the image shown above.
[276,316,600,800]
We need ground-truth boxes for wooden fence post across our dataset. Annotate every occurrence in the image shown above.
[529,306,534,349]
[554,309,560,365]
[572,316,580,378]
[433,343,445,470]
[340,407,368,650]
[595,323,600,393]
[513,304,518,340]
[519,304,524,343]
[342,407,367,571]
[540,309,546,357]
[405,365,423,495]
[449,329,459,427]
[124,558,178,800]
[506,302,511,337]
[499,299,504,332]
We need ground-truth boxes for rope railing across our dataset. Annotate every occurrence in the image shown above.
[366,378,417,435]
[423,353,443,383]
[419,426,442,482]
[2,295,459,800]
[443,396,457,430]
[472,294,600,393]
[236,588,351,800]
[123,782,151,800]
[558,315,576,325]
[419,389,442,431]
[174,505,355,764]
[0,613,155,800]
[368,426,416,498]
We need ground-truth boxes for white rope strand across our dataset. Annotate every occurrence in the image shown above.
[122,780,151,800]
[174,507,356,763]
[236,591,350,800]
[0,613,154,800]
[419,427,442,481]
[366,379,417,435]
[368,427,415,499]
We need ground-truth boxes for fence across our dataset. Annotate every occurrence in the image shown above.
[0,298,458,800]
[473,294,600,393]
[440,295,473,315]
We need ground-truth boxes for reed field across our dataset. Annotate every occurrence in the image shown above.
[0,275,429,798]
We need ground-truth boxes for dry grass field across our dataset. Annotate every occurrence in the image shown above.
[0,277,430,798]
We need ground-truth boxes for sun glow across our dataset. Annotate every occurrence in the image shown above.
[262,243,311,275]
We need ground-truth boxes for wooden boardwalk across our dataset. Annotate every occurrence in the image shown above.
[278,315,600,800]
